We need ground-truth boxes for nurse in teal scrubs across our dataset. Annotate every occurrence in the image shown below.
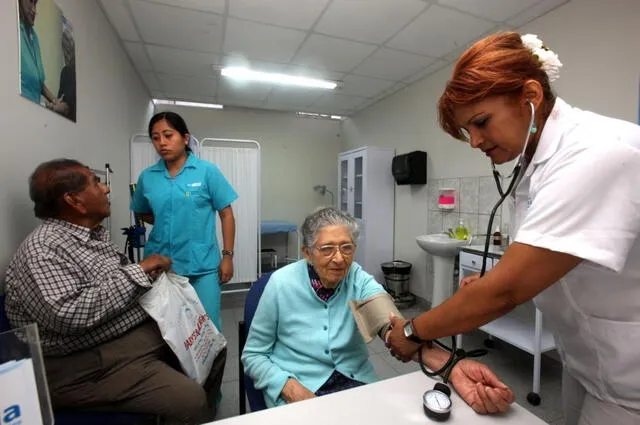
[131,112,238,331]
[19,0,58,107]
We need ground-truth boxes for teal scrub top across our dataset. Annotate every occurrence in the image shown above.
[131,153,238,276]
[20,22,45,104]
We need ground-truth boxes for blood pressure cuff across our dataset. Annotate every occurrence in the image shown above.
[349,293,405,343]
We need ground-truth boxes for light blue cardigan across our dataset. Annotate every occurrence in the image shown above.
[241,260,386,407]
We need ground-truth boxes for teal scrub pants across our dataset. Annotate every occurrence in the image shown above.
[189,271,223,407]
[189,272,223,333]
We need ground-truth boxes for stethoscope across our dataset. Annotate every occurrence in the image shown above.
[480,101,537,275]
[419,102,536,421]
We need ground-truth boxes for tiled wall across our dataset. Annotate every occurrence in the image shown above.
[427,176,508,242]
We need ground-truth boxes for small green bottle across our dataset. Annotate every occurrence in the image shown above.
[454,220,469,240]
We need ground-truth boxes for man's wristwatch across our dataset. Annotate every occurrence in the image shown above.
[221,250,234,257]
[403,319,423,344]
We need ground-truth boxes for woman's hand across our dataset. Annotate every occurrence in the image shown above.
[219,255,233,284]
[449,359,515,414]
[459,273,481,288]
[281,378,316,403]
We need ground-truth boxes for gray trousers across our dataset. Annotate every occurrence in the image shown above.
[563,368,640,425]
[45,321,227,424]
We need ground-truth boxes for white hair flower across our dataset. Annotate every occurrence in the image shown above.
[521,33,562,82]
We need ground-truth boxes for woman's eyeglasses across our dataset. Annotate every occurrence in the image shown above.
[314,243,356,258]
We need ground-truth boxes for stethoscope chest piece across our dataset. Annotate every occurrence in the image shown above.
[423,382,452,421]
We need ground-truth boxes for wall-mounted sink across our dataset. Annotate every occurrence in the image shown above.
[416,234,470,308]
[416,234,469,257]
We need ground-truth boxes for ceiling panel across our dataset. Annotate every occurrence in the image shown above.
[143,0,226,14]
[224,18,307,63]
[140,71,162,92]
[130,0,224,53]
[221,56,288,73]
[284,66,345,83]
[292,34,377,73]
[230,0,330,30]
[98,0,139,41]
[338,75,397,98]
[387,4,495,57]
[438,0,539,22]
[352,48,436,81]
[147,45,220,77]
[123,41,153,71]
[218,78,274,101]
[264,87,326,108]
[315,0,427,44]
[157,74,218,97]
[507,0,571,27]
[310,93,369,113]
[102,0,570,115]
[403,59,449,83]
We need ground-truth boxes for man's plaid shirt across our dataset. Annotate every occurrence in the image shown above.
[5,219,152,356]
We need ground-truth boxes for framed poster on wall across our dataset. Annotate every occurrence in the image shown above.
[17,0,76,122]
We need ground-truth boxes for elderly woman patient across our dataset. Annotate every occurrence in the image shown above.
[242,207,514,412]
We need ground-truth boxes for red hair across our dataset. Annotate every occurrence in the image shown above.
[438,32,555,141]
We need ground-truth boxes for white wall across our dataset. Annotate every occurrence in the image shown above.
[0,0,152,287]
[342,0,640,300]
[154,105,342,229]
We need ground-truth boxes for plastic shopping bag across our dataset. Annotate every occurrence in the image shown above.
[138,272,227,385]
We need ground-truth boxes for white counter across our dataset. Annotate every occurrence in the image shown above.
[208,371,547,425]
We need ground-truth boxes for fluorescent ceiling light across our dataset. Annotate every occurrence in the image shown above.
[152,99,223,109]
[221,67,337,90]
[297,111,343,120]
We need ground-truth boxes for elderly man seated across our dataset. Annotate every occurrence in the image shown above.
[242,207,515,412]
[4,159,226,424]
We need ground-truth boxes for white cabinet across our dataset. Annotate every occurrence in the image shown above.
[338,147,395,283]
[458,249,556,405]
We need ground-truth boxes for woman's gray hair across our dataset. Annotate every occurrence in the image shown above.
[301,207,359,248]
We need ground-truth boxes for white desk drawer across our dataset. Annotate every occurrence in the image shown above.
[460,252,494,270]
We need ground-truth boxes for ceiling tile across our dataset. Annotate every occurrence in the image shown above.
[143,0,226,14]
[157,74,218,97]
[352,48,435,80]
[438,0,539,22]
[221,56,288,73]
[337,75,396,98]
[387,4,495,57]
[265,87,326,108]
[147,45,219,77]
[310,93,368,112]
[507,0,571,27]
[403,59,450,83]
[163,93,219,104]
[218,78,274,101]
[315,0,426,44]
[284,66,345,83]
[124,41,153,70]
[130,0,224,52]
[292,34,377,72]
[230,0,330,30]
[99,0,139,41]
[224,18,307,63]
[140,71,162,91]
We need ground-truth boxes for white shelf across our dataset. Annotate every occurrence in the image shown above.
[480,314,556,354]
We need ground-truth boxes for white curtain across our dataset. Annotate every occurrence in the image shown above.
[201,139,260,285]
[130,134,158,184]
